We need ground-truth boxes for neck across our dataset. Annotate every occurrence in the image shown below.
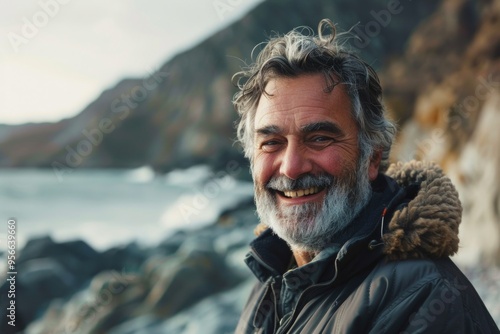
[292,248,316,267]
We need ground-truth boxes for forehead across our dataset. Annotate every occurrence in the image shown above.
[254,74,355,132]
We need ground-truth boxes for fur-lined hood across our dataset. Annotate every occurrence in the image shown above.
[254,160,462,260]
[383,160,462,260]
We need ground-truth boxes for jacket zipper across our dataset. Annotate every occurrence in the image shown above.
[275,258,341,333]
[270,277,281,333]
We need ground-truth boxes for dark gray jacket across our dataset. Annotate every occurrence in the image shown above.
[236,161,499,333]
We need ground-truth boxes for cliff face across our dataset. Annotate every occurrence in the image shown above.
[385,0,500,265]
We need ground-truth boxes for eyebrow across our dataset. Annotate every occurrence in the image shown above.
[255,121,344,137]
[255,125,282,136]
[301,121,344,136]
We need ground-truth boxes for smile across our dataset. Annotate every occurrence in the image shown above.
[283,187,321,198]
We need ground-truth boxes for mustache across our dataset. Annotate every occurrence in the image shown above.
[266,173,335,192]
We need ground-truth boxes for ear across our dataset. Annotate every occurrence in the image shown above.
[368,150,382,181]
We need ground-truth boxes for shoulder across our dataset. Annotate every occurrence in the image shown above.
[291,257,465,333]
[362,257,498,333]
[357,257,456,314]
[367,256,455,291]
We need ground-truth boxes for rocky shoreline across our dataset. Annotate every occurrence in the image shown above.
[0,198,258,334]
[1,197,499,333]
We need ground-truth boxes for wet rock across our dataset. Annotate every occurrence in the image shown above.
[18,236,101,277]
[25,240,244,333]
[156,230,188,255]
[144,247,241,318]
[100,242,149,273]
[0,236,102,333]
[108,278,256,334]
[25,271,146,334]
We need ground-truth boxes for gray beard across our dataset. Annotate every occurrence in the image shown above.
[254,157,372,252]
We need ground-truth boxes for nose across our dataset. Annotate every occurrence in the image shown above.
[279,143,313,180]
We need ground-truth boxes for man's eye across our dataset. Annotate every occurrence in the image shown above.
[260,141,281,152]
[313,136,328,142]
[311,136,333,143]
[308,136,336,149]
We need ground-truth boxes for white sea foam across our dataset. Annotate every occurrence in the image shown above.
[164,164,213,186]
[124,166,156,183]
[160,179,254,232]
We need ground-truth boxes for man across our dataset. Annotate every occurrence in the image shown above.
[232,19,499,333]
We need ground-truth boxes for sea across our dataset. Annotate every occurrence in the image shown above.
[0,165,254,253]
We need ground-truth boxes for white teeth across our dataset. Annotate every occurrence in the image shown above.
[283,187,320,198]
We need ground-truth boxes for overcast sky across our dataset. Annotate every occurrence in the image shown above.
[0,0,264,125]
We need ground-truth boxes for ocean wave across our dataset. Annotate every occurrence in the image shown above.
[160,178,254,232]
[124,166,156,183]
[164,164,213,186]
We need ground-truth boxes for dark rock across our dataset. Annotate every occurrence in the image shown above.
[143,248,241,318]
[25,242,244,333]
[176,233,216,255]
[108,278,257,334]
[24,271,147,334]
[100,242,149,273]
[156,230,188,255]
[1,236,102,333]
[77,271,147,333]
[18,236,101,277]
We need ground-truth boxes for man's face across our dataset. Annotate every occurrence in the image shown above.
[252,74,379,252]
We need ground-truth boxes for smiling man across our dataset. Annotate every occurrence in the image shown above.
[233,19,499,333]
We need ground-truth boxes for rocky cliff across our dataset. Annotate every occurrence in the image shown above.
[383,0,500,264]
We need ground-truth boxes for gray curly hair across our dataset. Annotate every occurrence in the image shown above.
[233,19,396,171]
